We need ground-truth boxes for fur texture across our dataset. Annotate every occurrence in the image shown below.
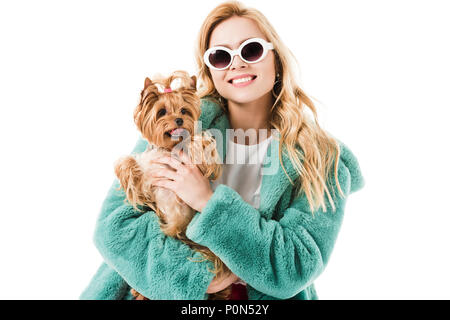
[80,98,365,300]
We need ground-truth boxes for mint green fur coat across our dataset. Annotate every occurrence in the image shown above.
[80,98,365,300]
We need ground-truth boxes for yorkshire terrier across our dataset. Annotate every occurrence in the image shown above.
[113,70,232,300]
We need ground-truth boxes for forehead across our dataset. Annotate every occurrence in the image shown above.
[153,94,184,111]
[209,16,266,49]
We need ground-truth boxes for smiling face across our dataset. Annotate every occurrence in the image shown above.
[208,16,277,105]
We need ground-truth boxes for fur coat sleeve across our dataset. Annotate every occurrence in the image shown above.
[81,137,216,300]
[185,141,364,299]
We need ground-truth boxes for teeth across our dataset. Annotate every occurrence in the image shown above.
[232,76,253,84]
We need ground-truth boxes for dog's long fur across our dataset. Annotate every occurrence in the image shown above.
[113,71,232,300]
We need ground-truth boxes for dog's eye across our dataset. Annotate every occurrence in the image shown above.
[180,108,187,115]
[157,109,166,117]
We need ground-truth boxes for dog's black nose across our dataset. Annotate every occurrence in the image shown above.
[175,118,183,126]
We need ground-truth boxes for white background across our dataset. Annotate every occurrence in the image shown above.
[1,0,449,299]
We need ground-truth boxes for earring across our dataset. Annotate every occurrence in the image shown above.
[272,73,281,98]
[218,95,227,108]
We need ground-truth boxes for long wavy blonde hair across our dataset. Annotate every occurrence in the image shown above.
[194,1,345,214]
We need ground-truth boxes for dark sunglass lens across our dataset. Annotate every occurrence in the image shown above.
[209,49,231,69]
[242,42,264,62]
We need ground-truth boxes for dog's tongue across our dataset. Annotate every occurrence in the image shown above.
[170,128,185,136]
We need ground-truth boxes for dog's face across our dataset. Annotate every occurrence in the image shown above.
[134,72,201,150]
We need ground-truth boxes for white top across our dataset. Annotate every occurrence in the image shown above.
[211,134,273,210]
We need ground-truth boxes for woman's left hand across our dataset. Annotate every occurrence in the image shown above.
[150,149,213,213]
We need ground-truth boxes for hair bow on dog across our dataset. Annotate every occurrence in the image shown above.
[154,78,183,94]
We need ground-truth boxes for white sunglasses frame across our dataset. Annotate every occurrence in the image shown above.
[203,37,274,71]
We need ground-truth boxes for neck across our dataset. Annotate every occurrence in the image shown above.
[227,91,273,145]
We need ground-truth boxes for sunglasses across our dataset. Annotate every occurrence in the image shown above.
[203,37,274,71]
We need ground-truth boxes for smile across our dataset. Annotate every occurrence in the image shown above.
[229,76,257,88]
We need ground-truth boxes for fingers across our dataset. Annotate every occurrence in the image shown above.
[151,168,179,181]
[152,150,195,172]
[152,178,176,191]
[152,156,184,172]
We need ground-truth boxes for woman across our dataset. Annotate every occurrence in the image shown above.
[81,1,364,300]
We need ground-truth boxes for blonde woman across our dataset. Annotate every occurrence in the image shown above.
[81,1,364,300]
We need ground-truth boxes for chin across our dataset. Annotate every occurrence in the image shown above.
[164,130,194,150]
[226,91,267,105]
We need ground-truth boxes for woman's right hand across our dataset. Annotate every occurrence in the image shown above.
[206,272,240,294]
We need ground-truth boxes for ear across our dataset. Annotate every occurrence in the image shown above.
[190,75,197,90]
[144,77,152,90]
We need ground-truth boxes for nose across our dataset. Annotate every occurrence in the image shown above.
[175,118,183,126]
[229,54,247,70]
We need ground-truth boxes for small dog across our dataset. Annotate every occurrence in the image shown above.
[114,70,232,300]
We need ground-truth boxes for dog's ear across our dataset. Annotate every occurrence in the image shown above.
[144,77,152,90]
[189,75,197,90]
